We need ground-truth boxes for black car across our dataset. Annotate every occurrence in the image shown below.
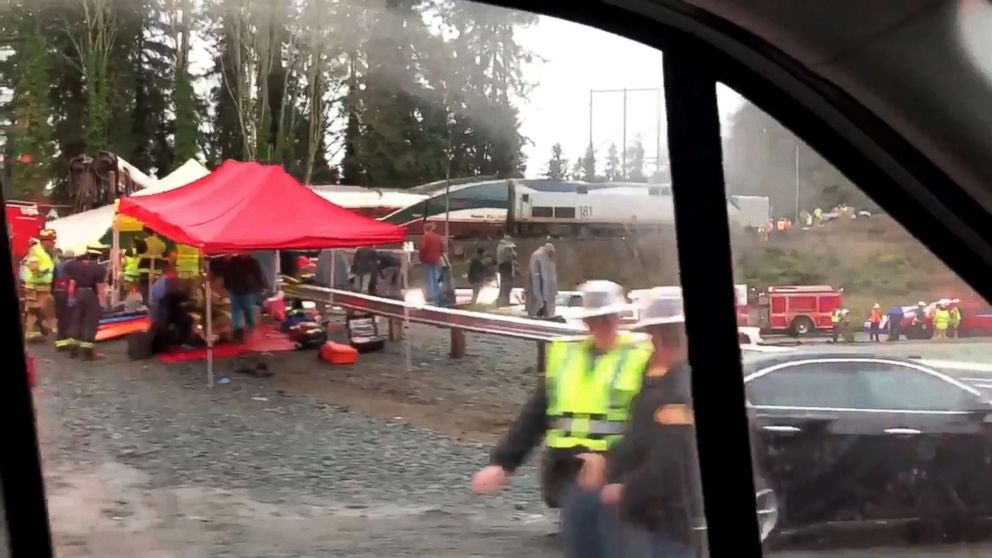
[744,353,992,542]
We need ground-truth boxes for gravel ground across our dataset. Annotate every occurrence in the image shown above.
[32,323,557,558]
[28,323,992,557]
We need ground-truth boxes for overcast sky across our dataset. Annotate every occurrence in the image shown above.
[517,14,745,178]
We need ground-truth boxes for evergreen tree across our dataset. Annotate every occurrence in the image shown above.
[623,136,646,182]
[604,142,620,181]
[581,144,596,181]
[7,22,56,198]
[544,143,566,180]
[570,157,583,181]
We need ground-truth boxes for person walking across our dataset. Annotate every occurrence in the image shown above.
[352,247,378,294]
[67,245,107,360]
[21,235,57,342]
[526,243,558,318]
[869,303,883,342]
[887,304,904,341]
[830,306,844,343]
[467,247,490,304]
[575,292,702,558]
[419,223,443,303]
[52,249,77,351]
[222,253,267,343]
[496,234,518,307]
[933,303,950,341]
[471,281,653,558]
[948,300,962,338]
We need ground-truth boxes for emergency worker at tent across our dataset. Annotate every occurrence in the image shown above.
[67,244,107,360]
[472,281,653,558]
[526,243,558,318]
[21,230,58,341]
[53,249,78,350]
[576,292,702,558]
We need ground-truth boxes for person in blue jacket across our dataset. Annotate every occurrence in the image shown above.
[887,304,905,341]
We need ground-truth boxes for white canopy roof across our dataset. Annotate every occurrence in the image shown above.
[47,158,209,249]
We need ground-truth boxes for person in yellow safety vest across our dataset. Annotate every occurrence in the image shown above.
[123,237,143,295]
[933,303,951,341]
[813,207,824,226]
[21,234,57,341]
[948,299,962,338]
[472,280,653,558]
[830,307,844,343]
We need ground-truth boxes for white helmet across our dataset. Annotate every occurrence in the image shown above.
[633,293,685,330]
[578,280,629,318]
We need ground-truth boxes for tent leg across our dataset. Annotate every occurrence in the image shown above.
[111,221,120,306]
[402,250,411,374]
[206,266,214,388]
[274,250,281,294]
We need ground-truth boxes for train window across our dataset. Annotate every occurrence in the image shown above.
[649,187,662,196]
[521,193,530,202]
[532,206,553,218]
[577,185,589,194]
[554,207,576,218]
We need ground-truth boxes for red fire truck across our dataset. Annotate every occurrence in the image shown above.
[5,202,47,262]
[741,285,844,336]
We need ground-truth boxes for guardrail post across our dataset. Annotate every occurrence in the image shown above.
[536,341,546,373]
[388,318,402,341]
[450,328,466,358]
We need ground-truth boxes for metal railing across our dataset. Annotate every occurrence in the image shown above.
[282,284,584,341]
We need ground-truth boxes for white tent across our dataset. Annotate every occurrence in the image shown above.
[141,159,209,196]
[46,158,209,250]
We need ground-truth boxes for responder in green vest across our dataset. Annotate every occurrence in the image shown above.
[21,230,58,341]
[830,307,844,343]
[472,280,653,558]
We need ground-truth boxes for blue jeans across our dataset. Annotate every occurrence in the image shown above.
[560,482,611,558]
[422,263,441,303]
[230,292,256,332]
[605,523,695,558]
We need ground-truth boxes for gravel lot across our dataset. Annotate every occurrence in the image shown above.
[27,322,992,557]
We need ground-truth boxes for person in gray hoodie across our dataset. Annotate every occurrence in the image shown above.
[496,234,518,306]
[526,243,557,318]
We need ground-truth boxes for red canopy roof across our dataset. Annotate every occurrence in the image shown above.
[117,160,405,252]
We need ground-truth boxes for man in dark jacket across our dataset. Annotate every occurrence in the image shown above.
[222,253,267,343]
[576,294,702,558]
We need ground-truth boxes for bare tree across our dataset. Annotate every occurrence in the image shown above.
[60,0,118,151]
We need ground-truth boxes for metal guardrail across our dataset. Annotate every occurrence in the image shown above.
[282,284,585,342]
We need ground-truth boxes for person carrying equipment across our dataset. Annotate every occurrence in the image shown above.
[21,233,57,342]
[471,281,653,558]
[67,244,108,360]
[575,291,702,558]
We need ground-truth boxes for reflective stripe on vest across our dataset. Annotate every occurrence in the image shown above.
[545,334,652,452]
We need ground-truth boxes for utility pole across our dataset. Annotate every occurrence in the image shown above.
[588,87,663,180]
[794,144,800,222]
[621,88,628,176]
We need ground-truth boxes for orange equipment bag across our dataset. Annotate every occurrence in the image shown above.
[319,341,358,365]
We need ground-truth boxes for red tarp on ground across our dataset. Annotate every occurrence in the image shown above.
[117,160,404,252]
[156,322,296,363]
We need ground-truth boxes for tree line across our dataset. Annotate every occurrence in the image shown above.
[0,0,534,203]
[542,137,654,183]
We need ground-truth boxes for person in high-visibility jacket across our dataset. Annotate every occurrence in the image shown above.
[869,302,883,343]
[948,299,962,338]
[472,281,653,558]
[933,304,951,341]
[830,307,844,343]
[21,234,57,341]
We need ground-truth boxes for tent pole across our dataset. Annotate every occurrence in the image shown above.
[205,259,214,388]
[403,250,411,374]
[111,219,120,306]
[274,250,281,293]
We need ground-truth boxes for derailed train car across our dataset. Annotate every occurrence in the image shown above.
[380,178,768,238]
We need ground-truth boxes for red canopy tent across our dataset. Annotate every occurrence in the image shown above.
[116,160,406,386]
[117,160,404,252]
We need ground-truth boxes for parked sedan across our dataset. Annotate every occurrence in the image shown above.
[744,353,992,542]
